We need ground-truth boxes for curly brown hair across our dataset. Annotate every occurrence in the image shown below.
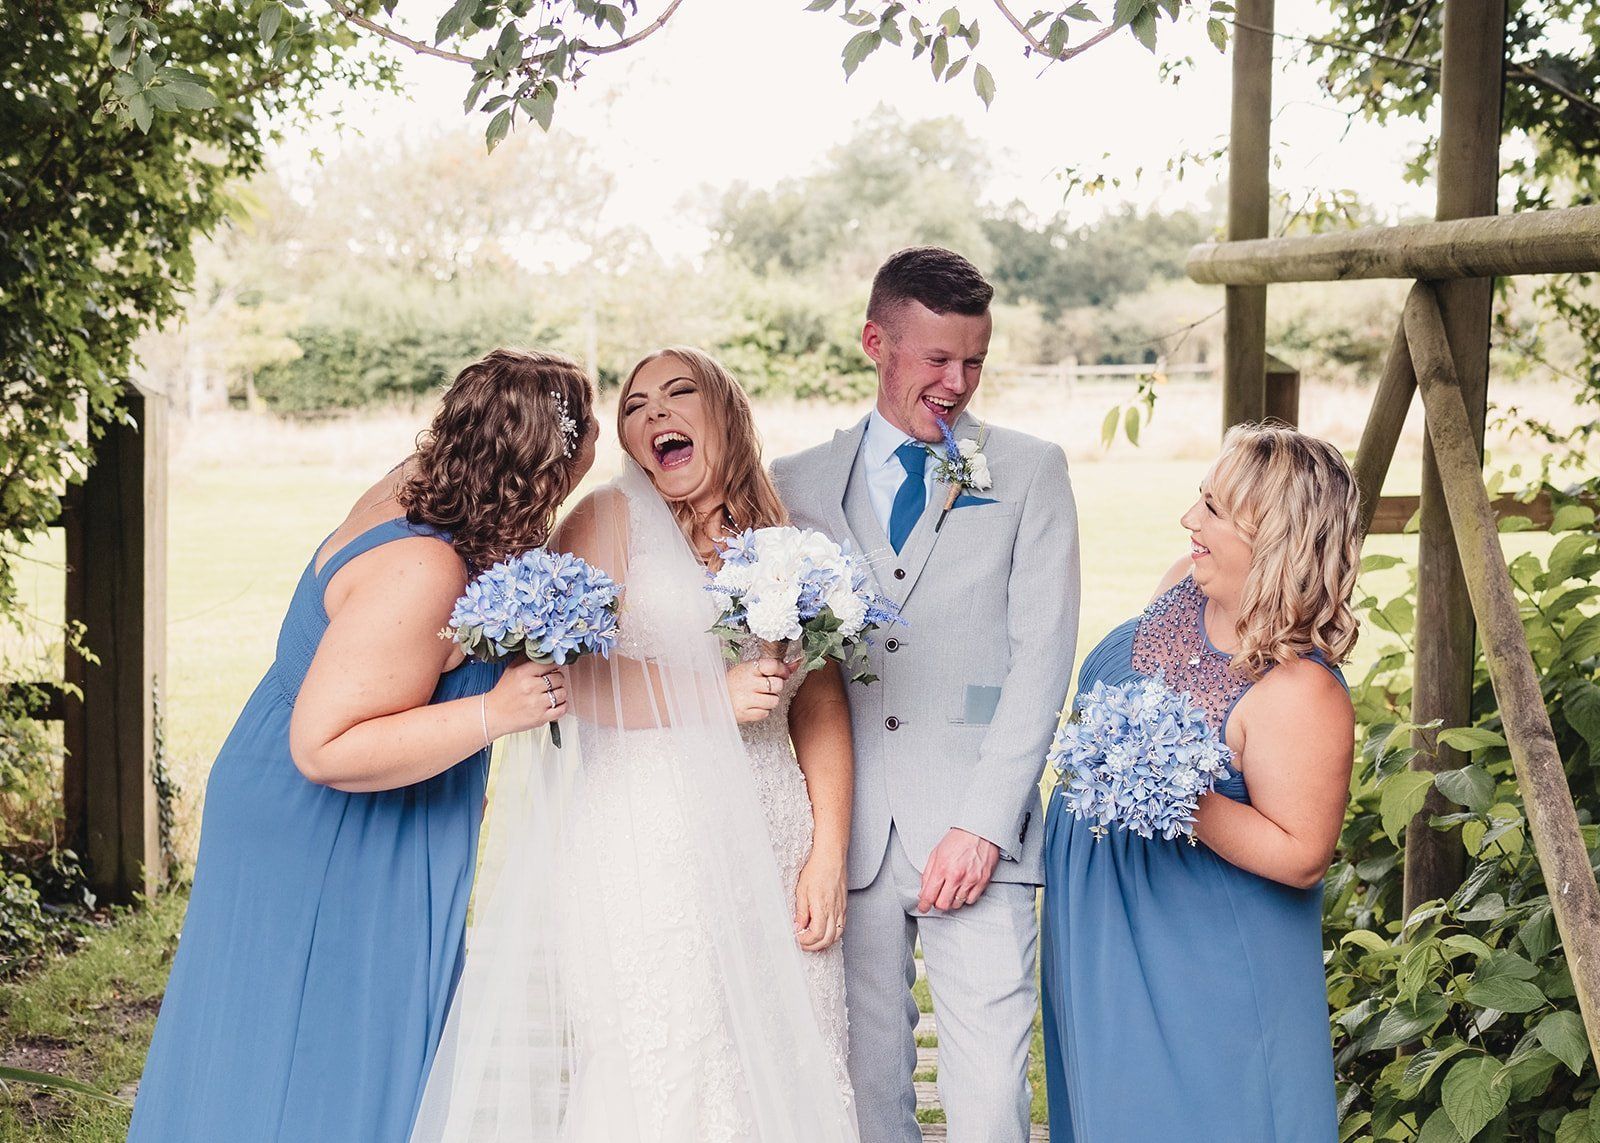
[398,348,594,571]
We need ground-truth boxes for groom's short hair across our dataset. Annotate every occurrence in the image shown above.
[867,247,993,332]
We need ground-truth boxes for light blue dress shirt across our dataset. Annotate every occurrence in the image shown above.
[861,409,935,538]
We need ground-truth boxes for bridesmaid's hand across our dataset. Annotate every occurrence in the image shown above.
[794,853,847,953]
[486,659,568,736]
[727,657,793,724]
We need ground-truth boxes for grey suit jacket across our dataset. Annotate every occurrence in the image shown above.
[772,411,1081,888]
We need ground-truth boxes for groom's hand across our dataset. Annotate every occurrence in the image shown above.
[917,828,1001,913]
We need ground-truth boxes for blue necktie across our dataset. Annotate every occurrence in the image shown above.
[888,441,927,554]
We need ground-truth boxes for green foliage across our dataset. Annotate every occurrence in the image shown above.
[985,204,1209,319]
[714,110,993,281]
[254,312,567,415]
[1328,485,1600,1140]
[1308,0,1600,425]
[1,0,389,962]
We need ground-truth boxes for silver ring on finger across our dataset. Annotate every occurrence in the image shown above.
[543,675,556,696]
[547,690,559,711]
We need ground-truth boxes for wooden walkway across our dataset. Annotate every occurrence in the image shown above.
[912,958,1050,1142]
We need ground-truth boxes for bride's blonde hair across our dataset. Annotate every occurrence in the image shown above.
[619,347,789,535]
[1207,423,1362,678]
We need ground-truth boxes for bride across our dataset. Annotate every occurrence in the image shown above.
[412,348,858,1142]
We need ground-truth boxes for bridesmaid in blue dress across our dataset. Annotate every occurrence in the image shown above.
[129,349,599,1142]
[1041,424,1362,1142]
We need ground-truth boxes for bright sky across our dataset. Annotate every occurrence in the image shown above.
[278,1,1437,260]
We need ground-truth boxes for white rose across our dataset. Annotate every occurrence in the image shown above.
[795,528,845,567]
[714,559,757,594]
[826,584,869,636]
[744,582,803,642]
[967,453,993,490]
[957,437,981,459]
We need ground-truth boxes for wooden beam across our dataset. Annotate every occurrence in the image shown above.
[1264,354,1300,427]
[1364,490,1588,535]
[1408,281,1600,1068]
[1186,204,1600,285]
[1221,0,1274,431]
[1353,315,1419,537]
[67,385,165,903]
[1406,0,1506,918]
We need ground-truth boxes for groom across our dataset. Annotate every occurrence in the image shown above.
[772,247,1080,1142]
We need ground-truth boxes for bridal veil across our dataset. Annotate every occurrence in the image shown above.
[412,460,858,1142]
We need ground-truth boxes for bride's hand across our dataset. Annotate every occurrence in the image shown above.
[485,659,568,735]
[726,657,792,723]
[794,853,847,953]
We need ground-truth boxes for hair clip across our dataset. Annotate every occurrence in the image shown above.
[551,389,578,459]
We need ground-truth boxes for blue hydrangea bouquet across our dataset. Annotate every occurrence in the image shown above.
[707,526,903,684]
[443,549,621,746]
[1048,672,1234,842]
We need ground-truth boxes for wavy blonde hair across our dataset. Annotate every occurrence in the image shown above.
[1207,423,1362,678]
[619,347,789,535]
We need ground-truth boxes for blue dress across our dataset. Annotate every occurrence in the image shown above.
[129,518,502,1143]
[1040,576,1343,1142]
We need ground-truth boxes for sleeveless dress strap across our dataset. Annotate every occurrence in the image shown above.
[314,517,447,586]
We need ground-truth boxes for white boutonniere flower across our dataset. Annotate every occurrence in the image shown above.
[928,419,993,532]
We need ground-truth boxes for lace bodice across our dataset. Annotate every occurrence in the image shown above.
[1131,576,1252,736]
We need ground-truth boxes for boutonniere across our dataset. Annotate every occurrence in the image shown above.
[928,418,993,533]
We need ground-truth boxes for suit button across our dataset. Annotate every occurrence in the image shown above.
[885,638,900,652]
[893,568,906,580]
[885,717,900,731]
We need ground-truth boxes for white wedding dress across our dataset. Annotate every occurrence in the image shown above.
[412,462,856,1143]
[735,638,852,1096]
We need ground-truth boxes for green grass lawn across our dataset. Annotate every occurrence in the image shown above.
[0,893,184,1141]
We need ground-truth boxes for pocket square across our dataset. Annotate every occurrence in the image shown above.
[962,684,1003,725]
[952,492,998,509]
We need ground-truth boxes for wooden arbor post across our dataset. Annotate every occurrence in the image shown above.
[1221,0,1274,431]
[1407,283,1600,1062]
[1405,0,1507,916]
[63,377,167,904]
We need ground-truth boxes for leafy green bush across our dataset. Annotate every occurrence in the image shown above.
[254,313,566,415]
[1329,487,1600,1141]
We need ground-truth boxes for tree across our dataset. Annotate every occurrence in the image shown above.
[985,202,1209,318]
[714,109,993,281]
[108,2,1214,151]
[1301,1,1600,418]
[0,0,392,618]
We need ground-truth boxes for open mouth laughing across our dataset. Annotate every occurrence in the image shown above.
[922,392,958,421]
[652,429,695,471]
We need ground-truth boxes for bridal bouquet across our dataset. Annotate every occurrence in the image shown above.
[1048,672,1233,842]
[443,549,621,746]
[707,526,903,684]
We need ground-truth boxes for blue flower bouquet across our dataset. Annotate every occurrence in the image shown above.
[706,526,903,684]
[444,549,621,747]
[1048,672,1234,842]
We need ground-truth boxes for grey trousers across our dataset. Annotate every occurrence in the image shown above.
[843,826,1038,1143]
